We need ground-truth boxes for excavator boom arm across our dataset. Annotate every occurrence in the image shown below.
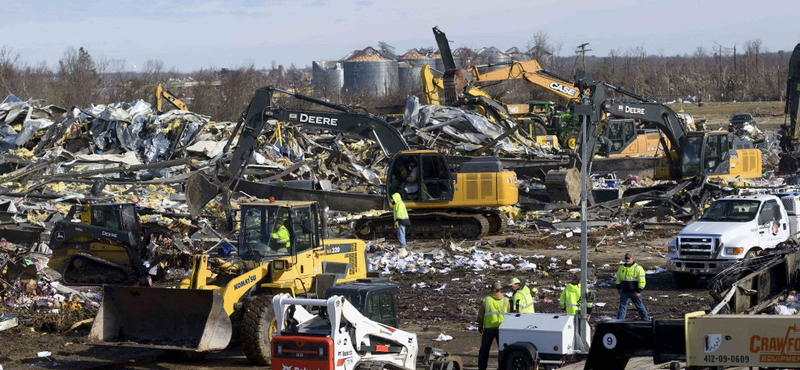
[786,43,800,140]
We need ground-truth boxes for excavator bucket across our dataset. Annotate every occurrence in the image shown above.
[88,286,232,352]
[185,172,220,217]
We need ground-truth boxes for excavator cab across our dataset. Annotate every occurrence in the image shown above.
[387,151,454,203]
[680,132,730,177]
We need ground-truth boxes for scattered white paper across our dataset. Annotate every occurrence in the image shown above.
[434,333,453,342]
[434,284,447,292]
[37,352,51,358]
[565,232,574,238]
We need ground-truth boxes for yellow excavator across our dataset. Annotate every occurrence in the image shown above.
[573,73,762,181]
[155,83,188,111]
[88,199,369,365]
[184,86,518,239]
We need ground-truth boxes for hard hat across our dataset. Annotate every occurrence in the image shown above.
[492,281,503,290]
[509,277,521,285]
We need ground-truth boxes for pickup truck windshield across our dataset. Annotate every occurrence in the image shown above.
[700,200,760,221]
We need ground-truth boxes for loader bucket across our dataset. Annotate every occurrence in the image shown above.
[185,172,220,217]
[88,286,232,352]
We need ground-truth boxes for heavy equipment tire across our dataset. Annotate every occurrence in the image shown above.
[163,350,207,362]
[355,360,390,370]
[563,131,579,150]
[240,294,277,365]
[673,273,700,288]
[505,349,536,370]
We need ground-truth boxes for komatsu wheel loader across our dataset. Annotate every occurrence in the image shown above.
[271,293,462,370]
[88,199,369,365]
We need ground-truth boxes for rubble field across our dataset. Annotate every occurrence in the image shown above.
[0,95,791,370]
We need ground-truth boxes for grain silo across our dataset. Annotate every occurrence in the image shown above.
[342,47,398,96]
[452,47,477,69]
[432,51,446,72]
[312,61,344,97]
[479,47,512,71]
[398,49,437,92]
[506,47,530,62]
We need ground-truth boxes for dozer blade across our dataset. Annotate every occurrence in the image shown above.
[185,172,220,217]
[88,286,232,352]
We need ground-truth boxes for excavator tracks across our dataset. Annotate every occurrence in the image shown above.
[62,252,138,286]
[354,209,505,240]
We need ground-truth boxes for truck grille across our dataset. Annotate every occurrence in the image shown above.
[678,237,715,257]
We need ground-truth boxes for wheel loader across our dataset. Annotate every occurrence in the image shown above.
[48,203,171,285]
[87,199,369,365]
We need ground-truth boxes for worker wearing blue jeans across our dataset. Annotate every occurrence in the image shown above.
[616,253,649,320]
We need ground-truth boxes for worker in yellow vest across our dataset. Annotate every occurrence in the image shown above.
[390,193,411,257]
[509,277,534,313]
[559,274,593,315]
[616,252,649,320]
[271,216,291,252]
[477,281,509,370]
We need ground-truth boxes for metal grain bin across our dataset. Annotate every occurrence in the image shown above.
[398,50,437,92]
[343,47,398,96]
[453,47,477,69]
[506,47,530,62]
[479,47,512,71]
[312,61,344,97]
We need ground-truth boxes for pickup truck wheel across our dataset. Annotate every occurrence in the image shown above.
[240,294,276,365]
[673,273,700,288]
[505,349,536,370]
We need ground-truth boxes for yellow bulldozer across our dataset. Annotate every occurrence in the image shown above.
[88,199,369,365]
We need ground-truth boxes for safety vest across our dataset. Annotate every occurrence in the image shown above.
[392,193,410,222]
[559,283,593,315]
[482,295,508,328]
[272,225,291,248]
[615,263,646,292]
[511,286,535,313]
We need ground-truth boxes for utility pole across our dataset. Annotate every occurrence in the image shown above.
[576,43,592,71]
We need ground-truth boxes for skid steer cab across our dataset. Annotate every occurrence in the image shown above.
[48,203,170,286]
[88,199,369,366]
[271,287,462,370]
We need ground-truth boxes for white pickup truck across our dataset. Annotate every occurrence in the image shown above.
[666,193,800,287]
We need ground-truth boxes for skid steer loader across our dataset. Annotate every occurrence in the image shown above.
[271,293,462,370]
[48,203,171,286]
[88,199,369,365]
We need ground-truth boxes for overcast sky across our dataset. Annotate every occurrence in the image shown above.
[2,0,799,72]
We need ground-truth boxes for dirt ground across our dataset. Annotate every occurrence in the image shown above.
[0,224,709,370]
[0,103,787,369]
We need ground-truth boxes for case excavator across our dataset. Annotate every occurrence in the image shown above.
[88,199,369,365]
[184,86,518,239]
[155,83,188,112]
[426,26,673,157]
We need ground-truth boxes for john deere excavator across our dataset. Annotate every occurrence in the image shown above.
[185,86,518,240]
[778,43,800,173]
[89,199,370,365]
[571,72,762,181]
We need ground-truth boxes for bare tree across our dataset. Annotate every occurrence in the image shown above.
[54,47,102,107]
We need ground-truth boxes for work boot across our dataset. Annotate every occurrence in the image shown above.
[398,247,409,257]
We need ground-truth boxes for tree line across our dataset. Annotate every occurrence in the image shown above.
[0,38,794,123]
